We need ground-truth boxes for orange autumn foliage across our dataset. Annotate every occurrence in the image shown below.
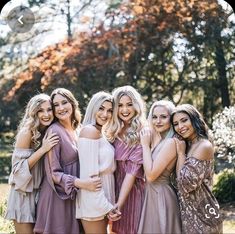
[3,0,224,102]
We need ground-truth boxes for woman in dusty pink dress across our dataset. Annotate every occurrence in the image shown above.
[5,94,59,234]
[106,85,146,234]
[34,88,102,234]
[138,100,181,234]
[171,104,223,234]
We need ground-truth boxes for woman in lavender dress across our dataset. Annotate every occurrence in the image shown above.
[138,100,181,234]
[106,85,146,234]
[5,94,59,234]
[171,104,223,234]
[34,88,102,234]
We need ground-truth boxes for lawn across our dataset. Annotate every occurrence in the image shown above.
[0,184,14,233]
[0,183,235,233]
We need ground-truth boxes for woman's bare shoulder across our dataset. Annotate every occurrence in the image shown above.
[15,127,32,148]
[193,139,214,161]
[79,125,101,140]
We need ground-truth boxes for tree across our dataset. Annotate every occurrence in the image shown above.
[1,0,234,130]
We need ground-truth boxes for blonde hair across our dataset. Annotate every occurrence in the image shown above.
[83,91,113,125]
[51,88,81,129]
[16,93,51,147]
[148,100,175,139]
[106,85,146,145]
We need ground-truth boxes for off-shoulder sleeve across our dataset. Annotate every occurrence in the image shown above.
[177,157,208,195]
[125,144,144,179]
[8,148,33,192]
[76,138,113,218]
[44,128,78,200]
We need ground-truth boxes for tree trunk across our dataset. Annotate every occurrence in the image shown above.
[66,0,72,39]
[214,27,230,107]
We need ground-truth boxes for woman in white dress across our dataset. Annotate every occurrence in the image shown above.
[76,91,120,234]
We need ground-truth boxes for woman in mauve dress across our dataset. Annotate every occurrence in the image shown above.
[5,94,59,234]
[76,91,120,234]
[138,100,181,234]
[171,104,223,234]
[106,85,146,234]
[34,88,102,234]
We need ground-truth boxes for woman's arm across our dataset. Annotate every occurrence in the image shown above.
[140,128,177,182]
[9,128,57,192]
[28,131,59,169]
[174,138,187,178]
[74,176,102,191]
[116,173,136,210]
[44,126,82,199]
[15,129,59,169]
[115,139,144,210]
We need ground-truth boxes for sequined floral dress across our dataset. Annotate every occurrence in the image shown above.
[177,157,223,234]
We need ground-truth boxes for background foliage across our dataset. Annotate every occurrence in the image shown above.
[213,170,235,204]
[0,0,234,132]
[212,106,235,170]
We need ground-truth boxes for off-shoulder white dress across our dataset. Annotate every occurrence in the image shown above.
[76,136,116,220]
[5,148,43,222]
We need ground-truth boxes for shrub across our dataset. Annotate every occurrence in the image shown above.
[0,157,11,183]
[213,170,235,204]
[212,106,235,170]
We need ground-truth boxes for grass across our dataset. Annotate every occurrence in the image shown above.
[223,220,235,233]
[0,184,14,233]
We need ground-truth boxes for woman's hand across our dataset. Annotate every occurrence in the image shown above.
[140,127,152,147]
[174,137,186,158]
[107,204,121,221]
[75,176,102,191]
[41,130,59,153]
[174,137,187,178]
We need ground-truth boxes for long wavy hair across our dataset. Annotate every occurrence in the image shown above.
[170,104,209,140]
[16,93,52,148]
[148,100,175,140]
[106,85,146,145]
[82,91,113,135]
[51,88,81,129]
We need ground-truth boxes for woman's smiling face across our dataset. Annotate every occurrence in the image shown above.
[95,101,113,126]
[172,112,196,140]
[151,106,171,134]
[37,100,54,127]
[53,94,73,121]
[118,95,135,124]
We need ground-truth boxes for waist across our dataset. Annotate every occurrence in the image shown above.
[149,178,170,185]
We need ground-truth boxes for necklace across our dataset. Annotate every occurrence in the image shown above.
[95,123,102,131]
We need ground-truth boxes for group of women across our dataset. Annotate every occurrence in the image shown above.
[5,85,223,234]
